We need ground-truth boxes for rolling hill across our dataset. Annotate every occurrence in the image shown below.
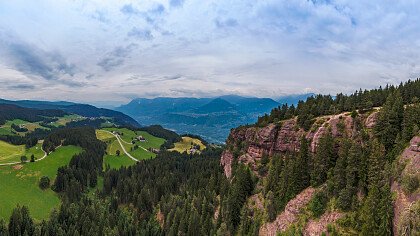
[0,99,139,127]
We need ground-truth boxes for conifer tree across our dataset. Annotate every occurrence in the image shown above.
[311,132,335,187]
[375,91,404,152]
[296,137,310,190]
[333,139,351,196]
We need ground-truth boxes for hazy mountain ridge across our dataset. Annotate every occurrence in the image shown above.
[0,99,139,127]
[117,94,311,143]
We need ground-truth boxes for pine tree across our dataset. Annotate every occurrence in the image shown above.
[378,183,393,236]
[360,139,392,235]
[296,137,310,190]
[360,185,381,235]
[0,219,7,236]
[333,139,351,196]
[311,132,335,187]
[375,91,404,152]
[8,206,34,236]
[338,142,361,211]
[367,139,385,188]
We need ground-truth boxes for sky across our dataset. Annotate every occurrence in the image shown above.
[0,0,419,105]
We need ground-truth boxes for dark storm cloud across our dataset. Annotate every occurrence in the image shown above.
[7,84,35,90]
[97,57,124,71]
[1,38,76,81]
[97,43,138,71]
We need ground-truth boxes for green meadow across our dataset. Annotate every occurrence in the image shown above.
[0,119,45,136]
[97,128,165,167]
[169,136,206,154]
[49,114,85,127]
[0,141,44,164]
[0,145,82,221]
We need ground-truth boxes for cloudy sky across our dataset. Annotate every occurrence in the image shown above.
[0,0,419,105]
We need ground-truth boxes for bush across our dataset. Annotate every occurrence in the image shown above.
[308,189,328,218]
[398,201,420,235]
[402,174,419,194]
[20,156,27,163]
[39,176,50,190]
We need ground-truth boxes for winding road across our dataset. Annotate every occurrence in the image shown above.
[117,134,150,152]
[103,130,139,162]
[0,144,48,166]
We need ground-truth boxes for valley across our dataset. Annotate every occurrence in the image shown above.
[0,104,168,222]
[0,80,418,236]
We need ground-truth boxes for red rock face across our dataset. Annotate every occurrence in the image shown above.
[365,111,378,129]
[220,150,234,179]
[274,119,305,153]
[391,136,420,235]
[259,187,316,236]
[220,111,379,178]
[309,115,354,152]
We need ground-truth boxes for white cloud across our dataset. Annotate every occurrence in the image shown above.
[0,0,419,104]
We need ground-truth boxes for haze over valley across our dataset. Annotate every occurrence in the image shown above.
[0,1,419,236]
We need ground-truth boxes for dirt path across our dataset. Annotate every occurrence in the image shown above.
[103,130,139,162]
[0,144,54,166]
[117,134,150,152]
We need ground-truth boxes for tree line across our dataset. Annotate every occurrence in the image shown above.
[258,79,420,130]
[43,127,106,202]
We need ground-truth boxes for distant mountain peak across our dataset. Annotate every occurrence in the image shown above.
[196,98,235,113]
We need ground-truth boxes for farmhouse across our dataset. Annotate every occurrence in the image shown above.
[136,135,146,142]
[149,148,160,154]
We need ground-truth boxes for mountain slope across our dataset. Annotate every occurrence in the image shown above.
[0,99,139,127]
[117,95,283,142]
[220,79,420,235]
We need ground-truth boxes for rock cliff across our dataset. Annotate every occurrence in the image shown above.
[221,111,377,178]
[391,136,420,235]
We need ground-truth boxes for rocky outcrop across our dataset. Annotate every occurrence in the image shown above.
[220,150,234,178]
[275,119,305,152]
[259,187,315,236]
[303,212,343,236]
[392,136,420,235]
[365,111,379,129]
[221,111,371,177]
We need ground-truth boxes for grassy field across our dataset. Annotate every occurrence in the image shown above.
[0,140,25,163]
[170,136,206,154]
[0,119,46,136]
[49,114,85,127]
[0,145,82,221]
[103,154,136,169]
[96,129,115,141]
[0,142,45,164]
[102,128,165,148]
[98,128,165,166]
[97,129,137,169]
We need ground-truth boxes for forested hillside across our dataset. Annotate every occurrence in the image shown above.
[0,80,418,236]
[221,79,420,235]
[0,104,65,126]
[0,99,139,127]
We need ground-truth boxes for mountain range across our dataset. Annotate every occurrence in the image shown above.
[0,99,139,127]
[117,94,312,143]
